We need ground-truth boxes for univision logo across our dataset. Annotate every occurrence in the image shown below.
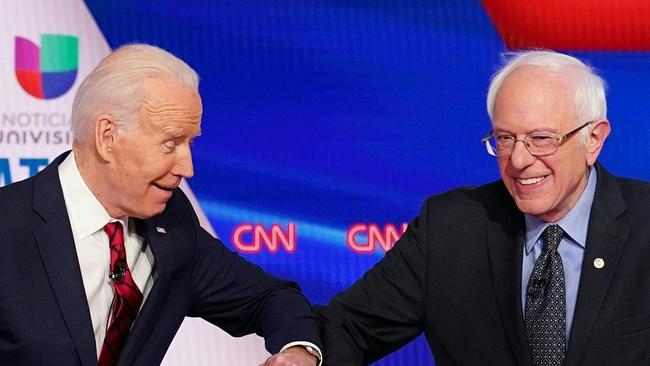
[15,34,78,100]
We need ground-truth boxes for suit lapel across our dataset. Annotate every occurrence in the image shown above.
[487,224,531,366]
[117,218,180,365]
[32,153,97,366]
[565,164,629,365]
[485,183,532,366]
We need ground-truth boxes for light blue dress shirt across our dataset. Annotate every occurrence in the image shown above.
[521,166,597,342]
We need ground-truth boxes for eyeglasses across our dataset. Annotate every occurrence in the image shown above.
[481,121,593,157]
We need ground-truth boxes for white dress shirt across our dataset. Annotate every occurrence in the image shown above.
[58,152,155,357]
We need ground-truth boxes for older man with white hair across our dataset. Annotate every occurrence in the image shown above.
[317,50,650,366]
[0,44,321,366]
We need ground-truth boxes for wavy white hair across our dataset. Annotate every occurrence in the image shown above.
[486,50,607,145]
[71,43,199,143]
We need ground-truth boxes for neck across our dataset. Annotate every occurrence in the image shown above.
[72,143,125,219]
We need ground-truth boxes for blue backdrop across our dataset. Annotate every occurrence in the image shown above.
[84,1,650,364]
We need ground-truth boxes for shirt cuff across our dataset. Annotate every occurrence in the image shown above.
[280,341,323,366]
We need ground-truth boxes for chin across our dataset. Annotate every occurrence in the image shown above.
[133,204,167,219]
[514,200,549,218]
[149,204,167,217]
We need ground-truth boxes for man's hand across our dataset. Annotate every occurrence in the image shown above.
[259,346,318,366]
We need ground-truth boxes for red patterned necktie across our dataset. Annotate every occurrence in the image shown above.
[99,221,143,366]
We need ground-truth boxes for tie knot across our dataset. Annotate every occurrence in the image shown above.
[541,224,564,252]
[104,221,124,245]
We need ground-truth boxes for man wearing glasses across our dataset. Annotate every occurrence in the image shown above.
[317,50,650,366]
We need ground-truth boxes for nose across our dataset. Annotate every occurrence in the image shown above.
[172,145,194,179]
[508,139,536,169]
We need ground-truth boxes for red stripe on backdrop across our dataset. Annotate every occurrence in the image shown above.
[482,0,650,51]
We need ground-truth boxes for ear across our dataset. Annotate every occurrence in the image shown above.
[94,115,119,162]
[585,119,611,166]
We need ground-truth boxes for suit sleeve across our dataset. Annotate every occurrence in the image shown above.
[315,202,429,365]
[180,195,321,354]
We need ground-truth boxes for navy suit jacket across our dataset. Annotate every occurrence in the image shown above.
[0,152,320,365]
[317,163,650,365]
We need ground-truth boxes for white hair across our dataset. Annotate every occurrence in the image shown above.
[71,43,199,143]
[486,50,607,144]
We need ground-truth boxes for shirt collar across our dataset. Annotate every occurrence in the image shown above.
[58,151,119,240]
[524,165,597,254]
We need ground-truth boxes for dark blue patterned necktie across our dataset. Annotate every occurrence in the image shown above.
[525,224,566,366]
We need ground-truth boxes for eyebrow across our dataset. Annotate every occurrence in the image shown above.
[162,127,185,138]
[493,127,557,135]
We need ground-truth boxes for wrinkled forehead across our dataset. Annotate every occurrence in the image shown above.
[139,78,202,124]
[492,67,577,130]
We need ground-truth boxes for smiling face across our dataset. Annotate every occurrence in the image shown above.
[102,77,202,218]
[492,66,598,222]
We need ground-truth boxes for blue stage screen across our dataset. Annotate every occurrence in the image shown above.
[83,1,650,364]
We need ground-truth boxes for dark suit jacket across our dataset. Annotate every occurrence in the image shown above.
[317,163,650,365]
[0,152,320,365]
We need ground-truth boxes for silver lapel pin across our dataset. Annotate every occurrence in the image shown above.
[593,257,605,269]
[156,226,167,234]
